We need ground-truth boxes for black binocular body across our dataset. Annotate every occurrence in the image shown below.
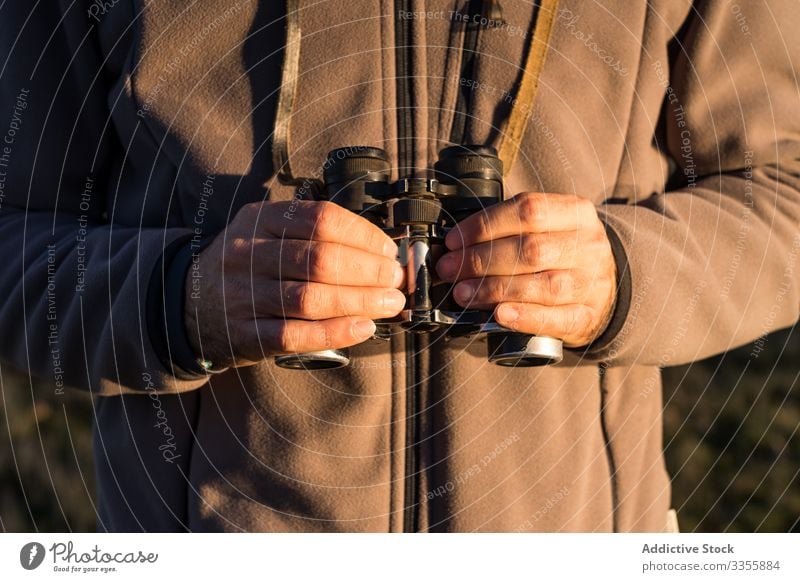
[275,145,563,370]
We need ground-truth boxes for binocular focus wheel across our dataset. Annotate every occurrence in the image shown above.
[275,349,351,370]
[487,333,564,367]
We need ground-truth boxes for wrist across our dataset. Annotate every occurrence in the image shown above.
[568,221,631,358]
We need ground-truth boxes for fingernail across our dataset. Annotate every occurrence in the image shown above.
[383,239,399,259]
[352,319,376,339]
[382,290,406,313]
[453,282,475,304]
[392,264,405,288]
[496,304,519,324]
[437,254,457,280]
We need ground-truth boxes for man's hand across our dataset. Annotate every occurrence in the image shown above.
[186,200,405,368]
[436,192,617,348]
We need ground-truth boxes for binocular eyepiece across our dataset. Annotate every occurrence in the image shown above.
[274,145,563,370]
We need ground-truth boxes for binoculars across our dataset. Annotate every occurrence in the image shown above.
[275,145,563,370]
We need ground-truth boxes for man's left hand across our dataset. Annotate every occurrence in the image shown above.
[436,192,618,348]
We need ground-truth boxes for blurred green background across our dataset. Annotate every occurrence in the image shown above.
[1,327,798,532]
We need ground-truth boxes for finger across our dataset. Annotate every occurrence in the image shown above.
[452,271,592,308]
[436,231,581,282]
[241,316,378,359]
[254,239,405,288]
[247,200,398,258]
[256,281,406,320]
[493,302,599,348]
[444,192,599,250]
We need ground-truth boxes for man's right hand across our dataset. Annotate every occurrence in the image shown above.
[184,200,405,368]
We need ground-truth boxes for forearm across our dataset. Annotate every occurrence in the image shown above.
[0,208,208,394]
[584,161,800,366]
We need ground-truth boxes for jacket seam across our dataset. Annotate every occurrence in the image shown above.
[609,5,650,200]
[436,7,467,151]
[599,373,619,532]
[183,388,203,531]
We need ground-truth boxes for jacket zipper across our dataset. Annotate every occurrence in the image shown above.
[394,0,419,533]
[394,0,492,534]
